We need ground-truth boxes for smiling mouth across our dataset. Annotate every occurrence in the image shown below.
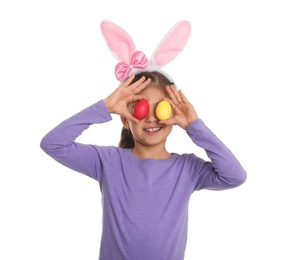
[144,127,162,133]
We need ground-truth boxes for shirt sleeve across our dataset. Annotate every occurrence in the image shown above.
[40,100,112,182]
[186,119,247,191]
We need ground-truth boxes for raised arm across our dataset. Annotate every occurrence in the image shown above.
[161,85,246,190]
[187,119,247,190]
[40,100,112,181]
[40,75,152,180]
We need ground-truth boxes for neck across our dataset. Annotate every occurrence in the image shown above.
[131,145,172,160]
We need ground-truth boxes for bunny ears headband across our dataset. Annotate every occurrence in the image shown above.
[100,20,192,82]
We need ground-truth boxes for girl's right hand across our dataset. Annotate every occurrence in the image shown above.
[103,75,151,122]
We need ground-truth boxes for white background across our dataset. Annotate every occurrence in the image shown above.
[1,0,290,259]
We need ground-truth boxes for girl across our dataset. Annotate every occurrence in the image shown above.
[40,70,247,260]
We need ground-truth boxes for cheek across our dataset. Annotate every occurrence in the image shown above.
[160,124,173,140]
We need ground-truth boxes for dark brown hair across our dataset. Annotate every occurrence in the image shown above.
[118,71,173,149]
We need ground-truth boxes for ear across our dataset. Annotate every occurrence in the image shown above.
[100,20,136,64]
[120,116,129,129]
[150,20,191,68]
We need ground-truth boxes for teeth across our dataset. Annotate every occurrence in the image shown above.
[145,128,160,132]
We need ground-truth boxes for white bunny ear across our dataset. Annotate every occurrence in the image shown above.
[150,20,191,68]
[100,20,136,64]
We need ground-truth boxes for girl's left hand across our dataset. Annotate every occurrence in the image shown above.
[160,85,199,130]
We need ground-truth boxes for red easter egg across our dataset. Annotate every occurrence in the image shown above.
[133,99,149,120]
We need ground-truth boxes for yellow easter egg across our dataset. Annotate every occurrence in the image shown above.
[155,100,172,121]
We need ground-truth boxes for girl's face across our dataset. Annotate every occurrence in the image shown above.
[124,85,173,149]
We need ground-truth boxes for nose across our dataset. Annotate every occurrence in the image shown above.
[145,105,158,123]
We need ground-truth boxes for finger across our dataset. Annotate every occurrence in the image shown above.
[170,85,183,104]
[130,77,151,95]
[115,75,136,94]
[126,75,145,89]
[123,111,139,123]
[165,85,177,103]
[163,97,178,111]
[159,117,176,125]
[166,85,181,105]
[178,90,190,103]
[126,76,148,89]
[122,74,136,87]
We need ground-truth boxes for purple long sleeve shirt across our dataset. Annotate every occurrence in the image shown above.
[40,100,246,260]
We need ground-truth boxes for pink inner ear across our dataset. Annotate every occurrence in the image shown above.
[151,21,191,67]
[101,20,136,64]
